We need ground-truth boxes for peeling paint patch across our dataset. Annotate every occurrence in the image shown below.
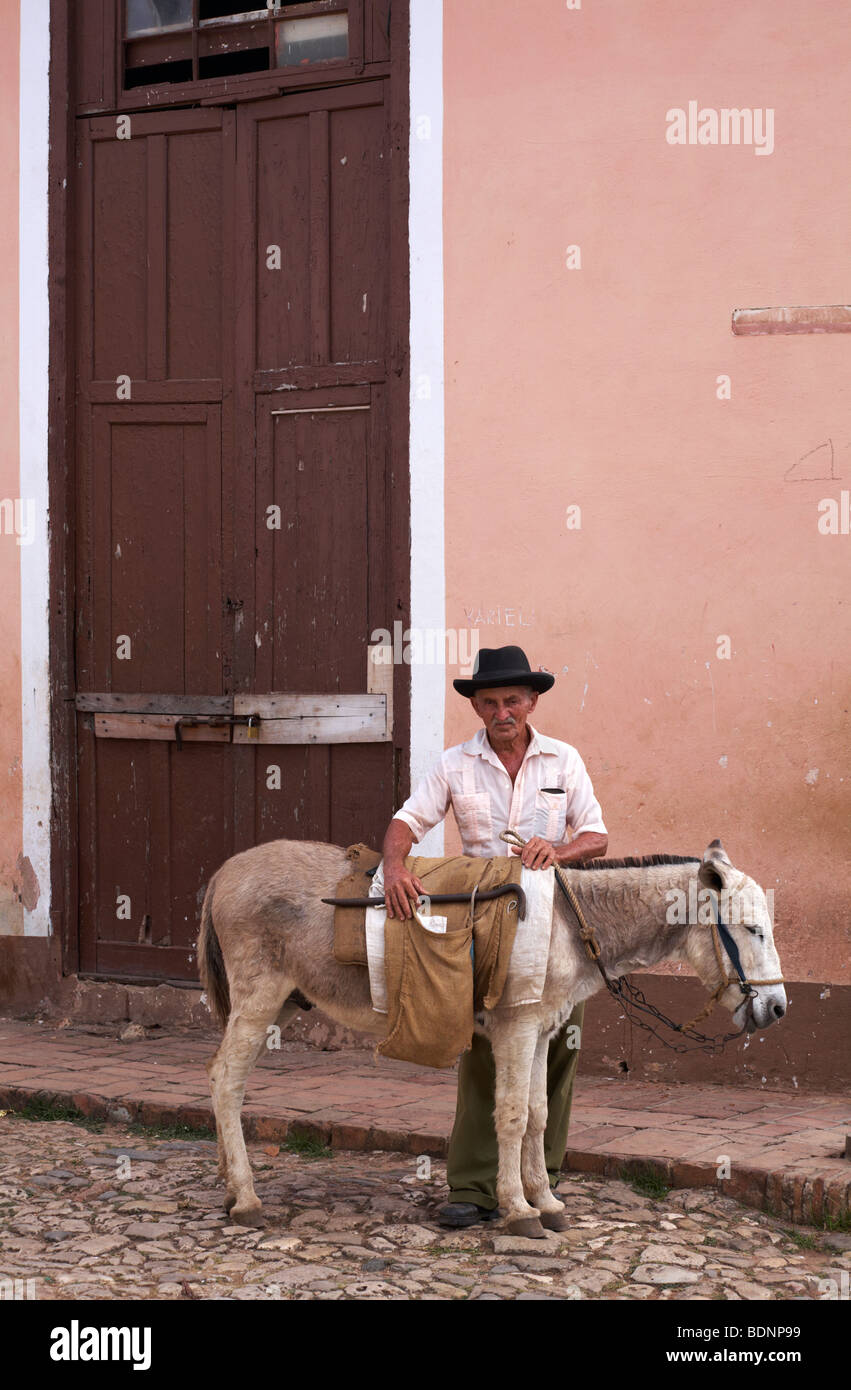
[805,767,819,785]
[15,853,40,912]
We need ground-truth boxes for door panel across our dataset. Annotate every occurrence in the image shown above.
[165,130,225,381]
[256,393,373,693]
[328,101,389,364]
[90,136,148,381]
[85,405,222,694]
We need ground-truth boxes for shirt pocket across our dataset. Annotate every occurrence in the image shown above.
[452,791,494,852]
[532,787,567,843]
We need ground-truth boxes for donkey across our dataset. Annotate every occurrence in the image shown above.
[198,837,785,1236]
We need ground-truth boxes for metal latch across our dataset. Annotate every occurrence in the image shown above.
[173,713,260,749]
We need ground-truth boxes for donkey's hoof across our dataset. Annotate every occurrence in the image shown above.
[223,1193,237,1214]
[507,1216,547,1239]
[539,1211,571,1233]
[229,1205,265,1228]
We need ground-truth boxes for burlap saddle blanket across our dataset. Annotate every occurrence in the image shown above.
[331,844,539,1069]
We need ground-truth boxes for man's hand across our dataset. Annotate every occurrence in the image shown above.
[381,819,425,918]
[383,861,425,920]
[511,836,557,870]
[510,830,608,870]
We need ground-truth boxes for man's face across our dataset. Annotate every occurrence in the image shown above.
[471,686,537,747]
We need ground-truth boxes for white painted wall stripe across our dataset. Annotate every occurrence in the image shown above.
[19,3,51,935]
[407,0,445,853]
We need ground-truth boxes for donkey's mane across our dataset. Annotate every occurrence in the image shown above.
[570,854,701,871]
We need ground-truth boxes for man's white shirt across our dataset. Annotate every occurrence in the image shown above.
[393,724,607,857]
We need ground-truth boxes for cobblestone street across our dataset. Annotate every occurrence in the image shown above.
[1,1113,849,1302]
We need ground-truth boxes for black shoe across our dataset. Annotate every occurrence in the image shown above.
[436,1201,501,1228]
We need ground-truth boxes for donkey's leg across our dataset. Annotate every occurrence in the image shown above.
[207,975,293,1226]
[205,1047,229,1181]
[490,1019,547,1238]
[521,1031,566,1227]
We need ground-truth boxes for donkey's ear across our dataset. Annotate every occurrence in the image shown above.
[698,859,725,892]
[698,840,732,891]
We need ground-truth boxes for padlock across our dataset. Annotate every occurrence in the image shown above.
[246,715,259,741]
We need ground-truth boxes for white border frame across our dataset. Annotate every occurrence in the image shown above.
[407,0,445,852]
[19,2,51,936]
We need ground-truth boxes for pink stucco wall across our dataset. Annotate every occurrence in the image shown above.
[0,2,22,934]
[443,0,850,983]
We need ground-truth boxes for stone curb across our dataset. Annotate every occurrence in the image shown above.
[1,1080,848,1227]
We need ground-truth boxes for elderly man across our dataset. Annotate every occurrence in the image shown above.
[382,644,608,1228]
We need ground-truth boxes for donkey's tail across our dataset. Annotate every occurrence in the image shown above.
[197,872,231,1029]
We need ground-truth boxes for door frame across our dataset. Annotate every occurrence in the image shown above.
[48,0,411,978]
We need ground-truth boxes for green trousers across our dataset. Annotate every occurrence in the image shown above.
[446,1001,585,1209]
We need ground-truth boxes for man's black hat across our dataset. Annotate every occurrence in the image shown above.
[453,645,555,697]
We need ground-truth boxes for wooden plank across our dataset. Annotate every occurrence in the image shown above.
[234,693,384,718]
[255,105,315,370]
[233,713,386,745]
[73,0,107,109]
[262,383,371,412]
[365,383,386,639]
[89,736,152,954]
[87,380,224,403]
[184,409,223,693]
[110,415,185,692]
[253,363,384,392]
[367,642,393,737]
[270,404,370,416]
[91,135,148,382]
[732,305,851,335]
[148,741,172,944]
[329,94,387,364]
[146,133,167,381]
[254,744,331,844]
[367,0,392,64]
[94,714,231,742]
[76,715,100,974]
[166,125,225,381]
[268,405,372,692]
[330,741,390,847]
[88,109,224,140]
[309,108,330,364]
[77,693,232,714]
[91,942,198,981]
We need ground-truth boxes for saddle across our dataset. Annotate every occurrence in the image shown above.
[327,844,525,1068]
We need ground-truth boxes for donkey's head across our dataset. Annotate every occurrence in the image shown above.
[684,840,786,1034]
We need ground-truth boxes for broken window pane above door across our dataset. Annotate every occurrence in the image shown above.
[199,2,268,18]
[126,0,193,37]
[276,13,349,66]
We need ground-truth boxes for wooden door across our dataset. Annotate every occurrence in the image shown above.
[73,77,404,983]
